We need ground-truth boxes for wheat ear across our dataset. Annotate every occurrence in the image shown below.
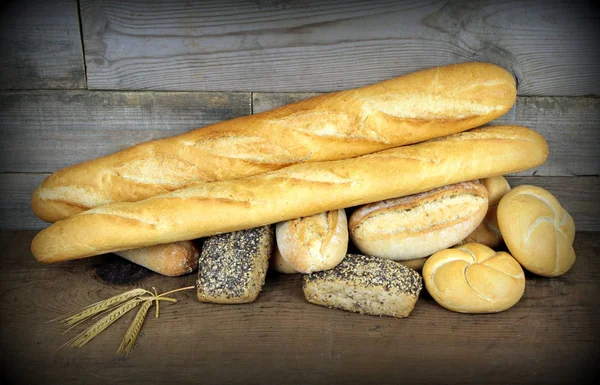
[49,288,149,327]
[117,300,152,357]
[63,298,142,349]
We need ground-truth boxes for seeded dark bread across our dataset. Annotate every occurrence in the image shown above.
[197,226,273,304]
[303,254,423,318]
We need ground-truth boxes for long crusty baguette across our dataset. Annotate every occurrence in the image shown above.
[31,126,547,263]
[31,62,516,222]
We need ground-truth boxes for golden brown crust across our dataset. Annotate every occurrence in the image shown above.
[497,185,576,277]
[349,181,488,260]
[115,241,199,277]
[32,62,516,222]
[423,243,525,313]
[461,176,511,248]
[31,126,548,263]
[275,209,348,273]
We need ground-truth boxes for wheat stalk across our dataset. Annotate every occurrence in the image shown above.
[117,300,152,357]
[49,288,149,328]
[53,285,196,356]
[62,298,142,349]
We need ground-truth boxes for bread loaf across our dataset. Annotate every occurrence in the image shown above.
[461,176,511,247]
[271,244,299,274]
[398,257,428,273]
[303,254,423,318]
[31,125,548,263]
[275,209,348,273]
[197,226,273,304]
[423,243,525,313]
[349,181,488,260]
[115,241,198,277]
[497,185,576,277]
[31,62,516,223]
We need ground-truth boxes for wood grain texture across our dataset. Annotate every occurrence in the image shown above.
[254,93,600,177]
[0,0,85,89]
[0,230,598,385]
[79,0,600,95]
[0,90,251,172]
[0,173,47,230]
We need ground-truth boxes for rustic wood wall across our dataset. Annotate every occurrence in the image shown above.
[1,0,599,230]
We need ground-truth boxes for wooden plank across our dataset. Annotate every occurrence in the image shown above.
[0,0,85,89]
[254,93,600,177]
[0,230,598,384]
[80,0,600,95]
[0,173,48,230]
[2,173,598,232]
[0,90,251,173]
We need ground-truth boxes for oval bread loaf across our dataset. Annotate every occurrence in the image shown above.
[276,209,348,274]
[115,241,199,277]
[398,257,428,273]
[31,62,516,222]
[349,181,488,260]
[31,126,548,263]
[461,176,511,248]
[271,244,299,274]
[497,185,576,277]
[423,243,526,313]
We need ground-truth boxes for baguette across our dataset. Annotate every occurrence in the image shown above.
[31,62,516,222]
[31,125,548,263]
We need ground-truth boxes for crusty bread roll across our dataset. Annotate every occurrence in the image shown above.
[197,226,273,304]
[303,254,423,318]
[461,176,511,247]
[271,244,299,274]
[423,243,526,313]
[497,185,576,277]
[275,209,348,273]
[349,181,488,260]
[31,126,548,263]
[31,62,516,223]
[398,257,428,273]
[115,241,198,277]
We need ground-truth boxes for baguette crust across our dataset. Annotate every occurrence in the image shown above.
[32,62,516,222]
[31,126,548,263]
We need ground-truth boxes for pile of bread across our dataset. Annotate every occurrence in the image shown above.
[29,62,576,318]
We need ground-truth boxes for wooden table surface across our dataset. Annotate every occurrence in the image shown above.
[1,230,598,385]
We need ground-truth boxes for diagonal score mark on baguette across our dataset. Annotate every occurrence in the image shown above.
[361,92,501,121]
[183,135,307,164]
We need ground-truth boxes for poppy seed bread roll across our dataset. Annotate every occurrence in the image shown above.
[196,226,273,304]
[349,181,488,260]
[303,254,423,318]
